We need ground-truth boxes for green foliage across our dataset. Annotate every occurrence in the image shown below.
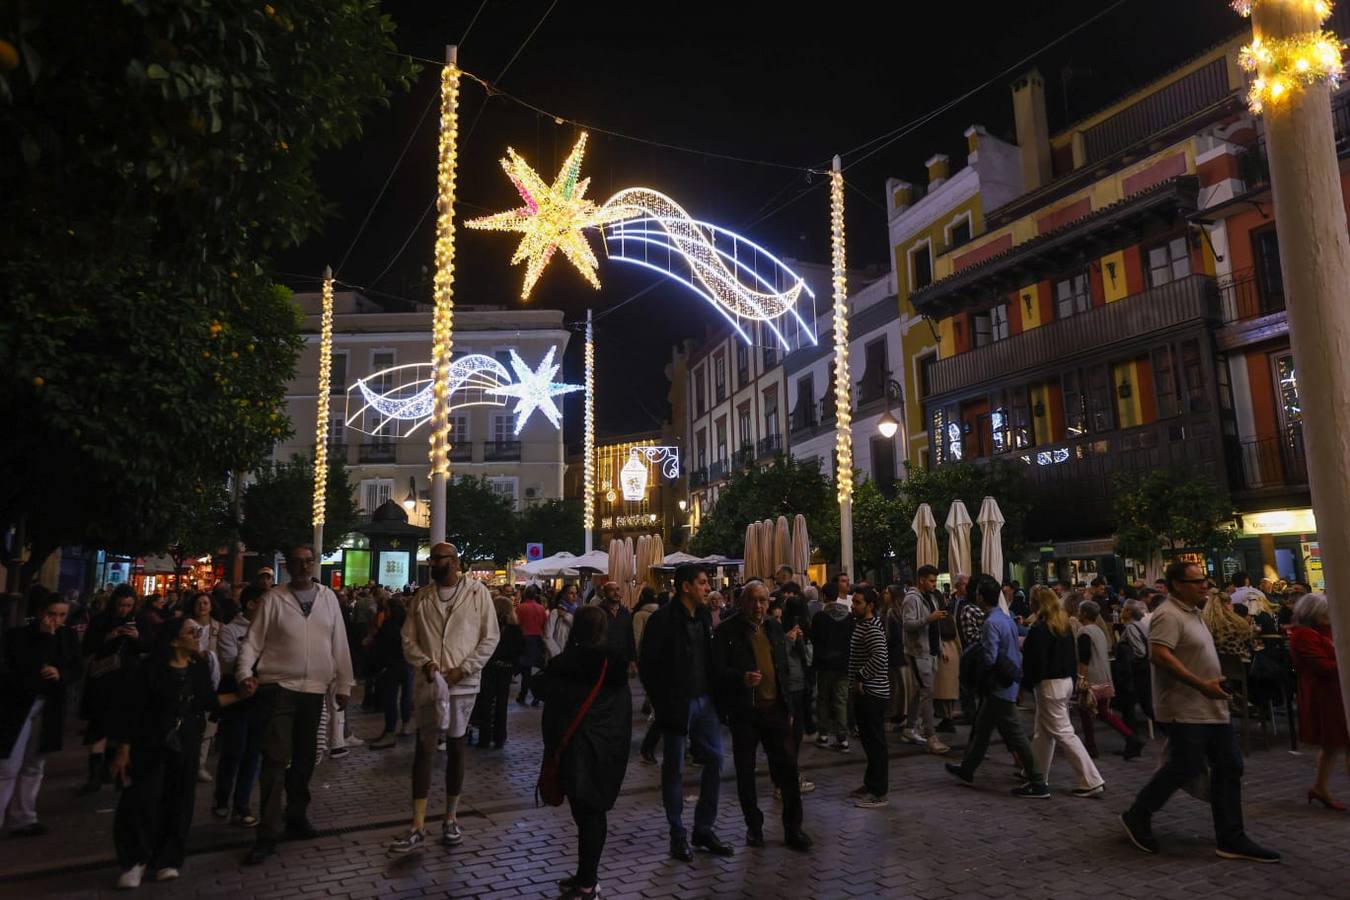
[239,454,360,559]
[851,479,907,580]
[516,499,584,558]
[445,477,520,566]
[167,481,234,559]
[0,0,415,556]
[689,457,839,563]
[1113,468,1237,563]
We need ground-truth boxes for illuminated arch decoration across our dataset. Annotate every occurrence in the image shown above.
[345,350,580,439]
[466,133,817,350]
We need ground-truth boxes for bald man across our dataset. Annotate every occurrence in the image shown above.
[387,543,499,854]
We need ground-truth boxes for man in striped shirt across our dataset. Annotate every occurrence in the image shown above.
[847,587,890,809]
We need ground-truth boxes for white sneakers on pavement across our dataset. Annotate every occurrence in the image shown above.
[116,864,146,889]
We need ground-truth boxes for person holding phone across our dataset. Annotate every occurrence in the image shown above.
[900,565,949,753]
[1120,561,1280,864]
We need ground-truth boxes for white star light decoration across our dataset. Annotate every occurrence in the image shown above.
[488,347,583,435]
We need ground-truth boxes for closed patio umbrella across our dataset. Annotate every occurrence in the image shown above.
[977,496,1009,614]
[946,500,973,579]
[791,514,810,581]
[774,515,791,574]
[912,503,938,570]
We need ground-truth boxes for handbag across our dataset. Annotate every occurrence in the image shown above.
[536,658,608,807]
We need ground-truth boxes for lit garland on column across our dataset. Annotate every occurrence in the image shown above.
[1232,0,1345,113]
[429,50,461,483]
[583,310,595,547]
[312,266,334,543]
[829,157,852,507]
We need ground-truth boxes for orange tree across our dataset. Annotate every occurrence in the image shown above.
[0,1,414,574]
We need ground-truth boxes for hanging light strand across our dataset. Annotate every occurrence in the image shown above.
[313,268,335,531]
[829,162,852,506]
[429,56,462,478]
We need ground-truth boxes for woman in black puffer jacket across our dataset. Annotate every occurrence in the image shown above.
[538,606,632,900]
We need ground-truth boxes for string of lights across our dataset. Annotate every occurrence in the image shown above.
[1232,0,1344,113]
[428,55,461,487]
[312,269,335,542]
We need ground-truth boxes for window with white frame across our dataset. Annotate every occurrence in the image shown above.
[946,213,972,250]
[488,476,519,510]
[990,303,1009,341]
[326,410,345,448]
[491,413,514,444]
[1055,273,1091,319]
[449,413,469,443]
[359,478,393,513]
[1147,236,1191,287]
[370,349,396,392]
[910,241,933,290]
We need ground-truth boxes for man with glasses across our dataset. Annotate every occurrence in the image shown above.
[387,542,498,854]
[1120,561,1280,864]
[237,545,353,865]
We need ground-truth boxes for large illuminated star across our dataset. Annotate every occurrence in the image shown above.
[488,348,583,435]
[465,132,628,300]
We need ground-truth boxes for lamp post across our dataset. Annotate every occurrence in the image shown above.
[876,378,906,446]
[402,476,417,514]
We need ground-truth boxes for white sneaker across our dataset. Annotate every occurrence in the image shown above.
[329,747,350,758]
[387,827,426,855]
[345,734,365,746]
[197,767,214,783]
[436,737,447,752]
[799,778,816,794]
[441,819,463,846]
[117,864,146,889]
[154,868,179,882]
[899,729,924,745]
[814,735,830,747]
[926,737,951,755]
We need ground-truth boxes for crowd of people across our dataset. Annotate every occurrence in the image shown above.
[0,550,1346,894]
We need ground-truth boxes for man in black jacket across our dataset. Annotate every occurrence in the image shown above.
[0,594,80,836]
[712,581,812,852]
[638,563,733,862]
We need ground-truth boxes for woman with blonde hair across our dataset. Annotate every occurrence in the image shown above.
[1021,586,1105,797]
[1202,593,1257,662]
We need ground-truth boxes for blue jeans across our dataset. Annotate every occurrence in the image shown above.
[214,701,263,815]
[661,695,723,839]
[1130,722,1245,846]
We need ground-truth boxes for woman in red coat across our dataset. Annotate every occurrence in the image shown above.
[1289,592,1349,811]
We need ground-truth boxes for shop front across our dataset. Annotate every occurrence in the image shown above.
[1228,507,1321,590]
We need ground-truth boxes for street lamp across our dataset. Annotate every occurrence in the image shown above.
[402,476,417,512]
[876,379,905,440]
[677,499,687,512]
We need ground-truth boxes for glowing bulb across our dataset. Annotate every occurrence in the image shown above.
[1296,56,1312,70]
[878,411,899,439]
[429,58,462,477]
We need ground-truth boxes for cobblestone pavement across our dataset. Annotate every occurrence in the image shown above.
[4,683,1347,899]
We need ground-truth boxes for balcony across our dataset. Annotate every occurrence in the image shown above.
[690,467,709,488]
[449,444,473,463]
[708,461,727,483]
[789,405,818,436]
[756,434,783,459]
[358,442,396,463]
[483,440,521,462]
[733,445,755,469]
[715,385,727,403]
[1227,427,1307,494]
[1218,268,1284,324]
[857,371,888,407]
[927,274,1218,399]
[820,396,837,427]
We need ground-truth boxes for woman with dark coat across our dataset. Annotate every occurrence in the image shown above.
[79,584,145,794]
[538,606,632,899]
[108,616,239,888]
[366,595,412,749]
[472,594,525,748]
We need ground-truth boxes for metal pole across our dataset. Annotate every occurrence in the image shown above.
[830,156,853,578]
[1249,0,1350,735]
[584,309,595,553]
[429,45,462,545]
[312,266,334,554]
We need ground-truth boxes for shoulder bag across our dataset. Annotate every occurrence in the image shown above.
[536,658,609,807]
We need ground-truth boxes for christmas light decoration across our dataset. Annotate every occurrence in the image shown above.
[630,445,681,480]
[601,189,817,347]
[486,347,583,435]
[466,133,630,299]
[430,47,461,539]
[583,311,595,545]
[312,267,334,545]
[350,354,511,433]
[829,160,852,508]
[1232,0,1344,113]
[620,453,649,501]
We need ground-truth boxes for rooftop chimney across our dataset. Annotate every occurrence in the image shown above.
[886,178,914,218]
[1011,69,1052,191]
[925,154,950,191]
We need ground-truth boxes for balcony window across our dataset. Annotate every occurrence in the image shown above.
[860,339,888,403]
[695,368,707,416]
[1252,226,1285,309]
[1275,353,1301,430]
[990,407,1009,454]
[1062,370,1087,437]
[738,407,752,449]
[763,388,779,439]
[1180,339,1209,413]
[972,311,992,348]
[1086,364,1114,433]
[330,352,348,395]
[736,343,749,386]
[1055,273,1090,319]
[1147,236,1191,287]
[714,354,727,401]
[1151,346,1179,419]
[910,243,933,291]
[492,413,513,443]
[948,216,972,250]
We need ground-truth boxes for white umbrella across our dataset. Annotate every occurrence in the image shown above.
[758,520,775,583]
[912,503,938,570]
[647,534,664,590]
[773,515,791,573]
[513,550,578,579]
[791,513,810,580]
[946,500,973,579]
[623,536,636,607]
[743,524,760,580]
[569,549,610,572]
[663,551,703,566]
[977,496,1009,614]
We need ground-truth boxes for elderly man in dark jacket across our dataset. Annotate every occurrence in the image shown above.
[1,593,80,836]
[712,581,812,852]
[638,563,733,862]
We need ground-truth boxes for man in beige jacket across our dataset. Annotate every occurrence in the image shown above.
[387,542,498,854]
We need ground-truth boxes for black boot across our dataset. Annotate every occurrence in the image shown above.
[77,752,104,795]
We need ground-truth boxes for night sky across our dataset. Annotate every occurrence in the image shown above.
[278,0,1238,449]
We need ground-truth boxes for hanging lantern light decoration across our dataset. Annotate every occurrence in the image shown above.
[620,451,649,501]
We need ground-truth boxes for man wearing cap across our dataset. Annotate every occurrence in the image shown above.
[255,567,275,591]
[387,543,499,854]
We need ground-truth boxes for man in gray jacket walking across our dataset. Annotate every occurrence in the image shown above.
[900,565,950,754]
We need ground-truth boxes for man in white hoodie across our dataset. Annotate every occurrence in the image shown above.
[387,542,499,854]
[237,545,354,865]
